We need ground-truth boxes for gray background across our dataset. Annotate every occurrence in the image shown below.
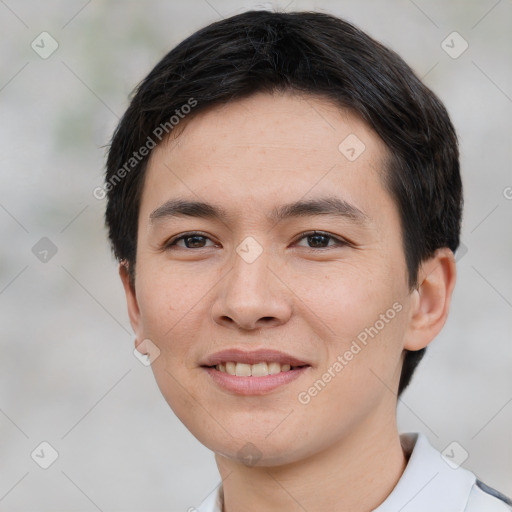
[0,0,511,510]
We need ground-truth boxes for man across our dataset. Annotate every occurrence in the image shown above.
[104,10,511,512]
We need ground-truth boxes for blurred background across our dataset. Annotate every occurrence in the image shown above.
[0,0,511,510]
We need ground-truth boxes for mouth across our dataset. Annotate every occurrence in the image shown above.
[207,361,305,376]
[200,349,311,395]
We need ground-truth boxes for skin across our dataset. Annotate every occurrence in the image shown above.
[120,91,456,512]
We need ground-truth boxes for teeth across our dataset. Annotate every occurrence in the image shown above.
[251,362,268,377]
[225,362,236,375]
[268,362,281,375]
[215,361,296,377]
[235,363,251,377]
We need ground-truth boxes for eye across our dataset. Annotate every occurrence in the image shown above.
[294,231,348,249]
[163,230,349,251]
[164,232,218,249]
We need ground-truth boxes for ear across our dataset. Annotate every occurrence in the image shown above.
[119,262,142,343]
[404,247,457,351]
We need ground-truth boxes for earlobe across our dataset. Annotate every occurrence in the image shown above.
[404,248,457,351]
[119,261,142,338]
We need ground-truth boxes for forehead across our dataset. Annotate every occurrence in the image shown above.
[141,91,393,227]
[157,91,387,163]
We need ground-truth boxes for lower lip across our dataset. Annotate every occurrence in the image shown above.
[203,366,310,395]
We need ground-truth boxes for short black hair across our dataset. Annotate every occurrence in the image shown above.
[105,10,463,397]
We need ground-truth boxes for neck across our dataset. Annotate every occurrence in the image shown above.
[215,415,407,512]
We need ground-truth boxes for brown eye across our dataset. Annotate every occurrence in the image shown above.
[165,232,217,249]
[295,231,347,249]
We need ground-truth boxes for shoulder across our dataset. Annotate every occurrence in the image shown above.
[373,432,511,512]
[191,433,512,512]
[193,484,223,512]
[465,479,512,512]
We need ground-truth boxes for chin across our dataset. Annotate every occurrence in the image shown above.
[214,443,304,468]
[199,427,314,468]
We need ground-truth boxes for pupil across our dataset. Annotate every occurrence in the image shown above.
[309,234,328,248]
[186,236,205,248]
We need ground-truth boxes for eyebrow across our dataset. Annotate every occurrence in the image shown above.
[149,197,370,225]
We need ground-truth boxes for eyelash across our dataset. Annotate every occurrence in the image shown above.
[164,230,350,250]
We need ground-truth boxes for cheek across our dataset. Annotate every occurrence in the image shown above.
[295,260,407,389]
[135,265,197,353]
[135,268,209,420]
[297,309,407,443]
[293,259,399,339]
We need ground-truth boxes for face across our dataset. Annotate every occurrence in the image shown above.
[123,91,417,466]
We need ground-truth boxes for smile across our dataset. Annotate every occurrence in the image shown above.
[203,365,309,395]
[214,361,299,376]
[200,348,311,395]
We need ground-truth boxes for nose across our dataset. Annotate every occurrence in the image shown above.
[210,246,293,331]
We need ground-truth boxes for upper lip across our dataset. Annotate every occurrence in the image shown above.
[200,348,310,367]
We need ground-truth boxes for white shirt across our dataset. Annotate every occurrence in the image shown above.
[195,432,512,512]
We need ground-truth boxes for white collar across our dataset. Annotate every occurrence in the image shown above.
[197,432,476,512]
[373,432,475,511]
